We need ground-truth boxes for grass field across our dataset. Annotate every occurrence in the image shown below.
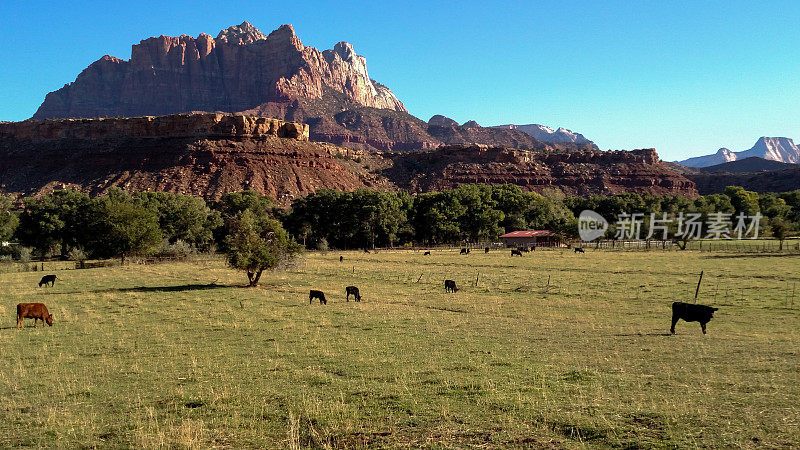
[1,248,799,448]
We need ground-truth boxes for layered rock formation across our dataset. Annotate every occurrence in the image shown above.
[33,22,405,120]
[32,22,599,152]
[0,114,389,205]
[1,114,697,202]
[386,146,696,196]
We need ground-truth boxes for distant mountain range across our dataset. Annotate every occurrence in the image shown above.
[678,137,800,167]
[489,124,592,144]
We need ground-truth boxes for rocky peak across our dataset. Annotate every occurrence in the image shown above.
[462,120,481,128]
[216,21,267,44]
[428,115,459,127]
[33,22,406,120]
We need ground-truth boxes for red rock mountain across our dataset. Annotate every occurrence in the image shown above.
[33,22,405,120]
[32,22,597,152]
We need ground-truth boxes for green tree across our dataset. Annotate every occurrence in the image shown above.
[135,192,222,249]
[0,195,18,242]
[17,190,92,257]
[769,217,793,251]
[225,210,301,286]
[412,191,466,244]
[492,184,529,233]
[724,186,760,216]
[86,189,162,263]
[455,185,504,242]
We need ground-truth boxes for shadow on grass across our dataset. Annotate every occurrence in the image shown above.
[102,283,231,293]
[704,253,800,259]
[612,332,673,337]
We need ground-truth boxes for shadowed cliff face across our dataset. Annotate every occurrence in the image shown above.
[33,22,406,120]
[385,146,697,197]
[1,114,695,202]
[0,114,390,206]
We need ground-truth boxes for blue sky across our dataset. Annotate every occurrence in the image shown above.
[1,0,798,161]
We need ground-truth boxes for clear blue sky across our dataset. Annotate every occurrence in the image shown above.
[1,0,798,161]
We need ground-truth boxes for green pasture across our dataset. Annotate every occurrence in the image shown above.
[1,249,798,448]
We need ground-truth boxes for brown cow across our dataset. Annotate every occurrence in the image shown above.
[17,303,53,328]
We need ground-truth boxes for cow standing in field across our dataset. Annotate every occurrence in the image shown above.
[511,249,523,256]
[339,256,344,262]
[444,280,458,293]
[424,251,431,255]
[17,303,53,328]
[38,274,59,287]
[309,290,327,305]
[485,247,490,253]
[671,301,718,334]
[460,248,470,255]
[574,247,585,254]
[345,286,361,302]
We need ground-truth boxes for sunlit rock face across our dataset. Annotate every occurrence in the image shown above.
[33,22,406,120]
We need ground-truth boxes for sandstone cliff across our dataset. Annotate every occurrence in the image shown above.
[0,114,389,205]
[31,22,595,153]
[385,146,697,197]
[33,22,405,120]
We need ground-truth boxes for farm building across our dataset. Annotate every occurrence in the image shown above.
[500,230,560,248]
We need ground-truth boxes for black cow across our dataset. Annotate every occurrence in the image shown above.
[345,286,361,302]
[309,290,327,305]
[424,251,431,256]
[38,274,59,287]
[363,249,371,253]
[485,247,490,253]
[460,248,470,254]
[511,249,522,256]
[574,247,585,253]
[339,256,344,262]
[444,279,458,293]
[671,301,718,334]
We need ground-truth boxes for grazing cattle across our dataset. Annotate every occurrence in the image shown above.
[345,286,361,302]
[574,247,585,253]
[460,248,469,254]
[511,249,523,256]
[38,274,59,287]
[444,279,459,293]
[339,256,343,262]
[671,301,718,334]
[485,247,490,253]
[423,251,431,256]
[309,290,327,305]
[363,249,371,253]
[17,303,53,328]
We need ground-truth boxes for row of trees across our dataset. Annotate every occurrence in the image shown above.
[1,185,799,282]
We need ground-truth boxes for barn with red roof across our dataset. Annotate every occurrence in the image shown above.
[500,230,559,248]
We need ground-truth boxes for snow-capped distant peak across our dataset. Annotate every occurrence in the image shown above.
[489,123,592,144]
[678,137,800,167]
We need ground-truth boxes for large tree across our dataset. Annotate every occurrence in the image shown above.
[17,190,93,257]
[85,189,162,263]
[225,210,301,286]
[134,191,222,248]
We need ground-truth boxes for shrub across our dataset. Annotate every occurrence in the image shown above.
[67,247,87,261]
[14,246,32,263]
